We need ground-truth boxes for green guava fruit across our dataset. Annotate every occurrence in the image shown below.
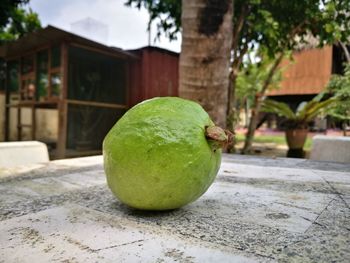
[103,97,230,210]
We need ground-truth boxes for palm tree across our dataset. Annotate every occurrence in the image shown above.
[179,0,233,128]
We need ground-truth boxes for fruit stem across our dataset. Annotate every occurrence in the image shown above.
[205,126,234,149]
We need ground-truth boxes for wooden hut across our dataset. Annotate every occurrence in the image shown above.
[267,45,347,108]
[0,26,179,159]
[128,46,179,106]
[265,44,349,130]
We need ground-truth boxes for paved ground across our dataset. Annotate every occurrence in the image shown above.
[0,154,349,262]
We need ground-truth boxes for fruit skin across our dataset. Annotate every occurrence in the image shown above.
[103,97,222,210]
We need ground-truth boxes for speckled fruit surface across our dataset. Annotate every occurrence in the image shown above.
[103,97,222,210]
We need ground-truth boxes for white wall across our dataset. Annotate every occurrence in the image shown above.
[36,109,58,142]
[8,106,58,142]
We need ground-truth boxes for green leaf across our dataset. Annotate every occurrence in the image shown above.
[261,99,296,119]
[303,98,337,122]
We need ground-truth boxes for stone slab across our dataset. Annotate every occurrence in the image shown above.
[222,154,350,173]
[0,169,106,205]
[310,135,350,163]
[0,154,349,262]
[0,141,49,168]
[0,205,258,263]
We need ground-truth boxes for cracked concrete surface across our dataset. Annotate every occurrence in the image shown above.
[0,154,349,262]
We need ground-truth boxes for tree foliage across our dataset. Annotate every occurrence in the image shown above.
[0,0,29,28]
[327,64,350,121]
[125,0,350,55]
[236,51,282,110]
[125,0,181,40]
[0,0,41,43]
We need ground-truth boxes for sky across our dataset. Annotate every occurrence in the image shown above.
[29,0,181,52]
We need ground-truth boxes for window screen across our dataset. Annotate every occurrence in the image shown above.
[68,46,127,105]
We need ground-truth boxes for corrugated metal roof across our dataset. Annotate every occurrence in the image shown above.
[268,46,333,96]
[0,25,138,60]
[128,46,179,57]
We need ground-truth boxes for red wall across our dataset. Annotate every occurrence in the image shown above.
[128,47,179,107]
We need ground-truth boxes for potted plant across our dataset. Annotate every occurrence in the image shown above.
[261,94,337,157]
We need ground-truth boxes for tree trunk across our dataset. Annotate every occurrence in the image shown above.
[227,54,245,130]
[339,41,350,63]
[179,0,233,128]
[342,122,348,136]
[242,53,284,154]
[227,3,249,128]
[242,93,263,154]
[226,71,237,131]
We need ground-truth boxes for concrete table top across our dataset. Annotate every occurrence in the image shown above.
[0,154,349,262]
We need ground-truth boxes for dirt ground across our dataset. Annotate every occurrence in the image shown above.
[234,128,345,159]
[235,141,289,158]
